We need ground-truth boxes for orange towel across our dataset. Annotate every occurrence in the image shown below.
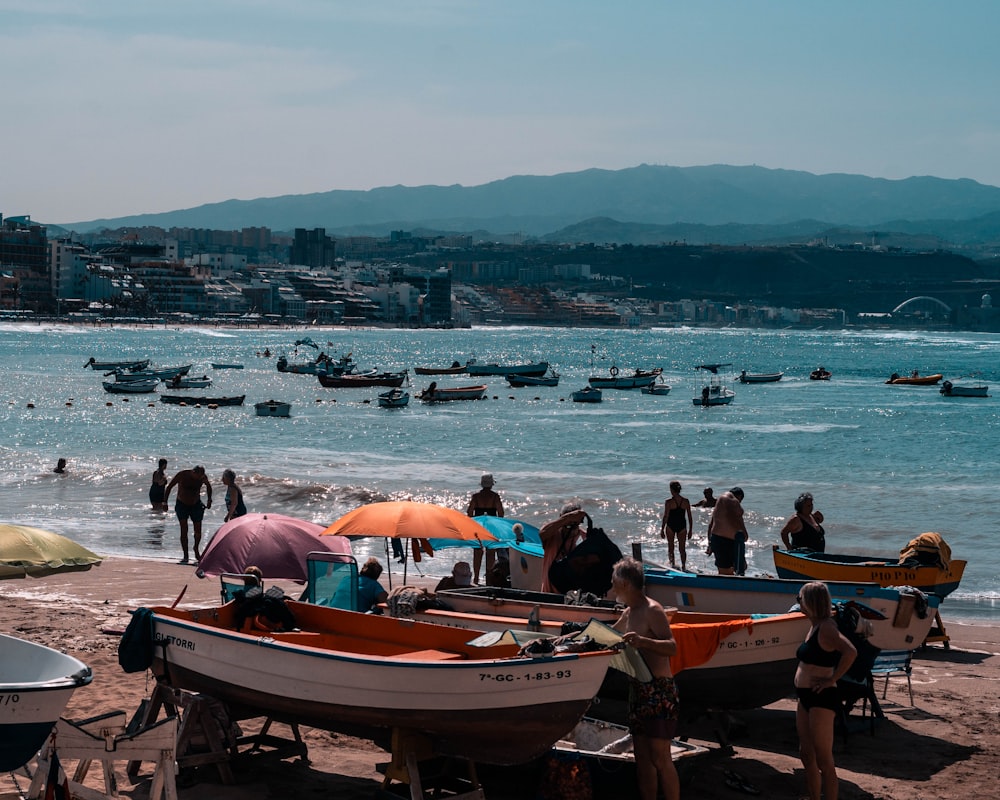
[669,618,753,674]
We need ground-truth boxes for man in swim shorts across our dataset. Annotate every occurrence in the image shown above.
[163,465,212,564]
[707,487,746,575]
[612,557,680,800]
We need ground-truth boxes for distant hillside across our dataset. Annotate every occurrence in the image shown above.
[58,164,1000,246]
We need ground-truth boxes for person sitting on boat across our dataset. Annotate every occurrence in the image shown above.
[357,557,388,613]
[780,492,826,552]
[707,488,746,575]
[467,473,504,584]
[611,556,680,800]
[434,561,473,592]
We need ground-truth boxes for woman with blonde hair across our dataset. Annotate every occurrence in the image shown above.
[794,581,857,800]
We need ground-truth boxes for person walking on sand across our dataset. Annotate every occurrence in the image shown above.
[611,556,680,800]
[221,469,247,522]
[467,473,504,584]
[148,458,168,509]
[660,481,693,570]
[162,465,212,564]
[794,581,857,800]
[707,487,746,575]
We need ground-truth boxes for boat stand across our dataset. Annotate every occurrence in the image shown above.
[127,683,236,785]
[376,728,485,800]
[923,609,951,649]
[22,711,179,800]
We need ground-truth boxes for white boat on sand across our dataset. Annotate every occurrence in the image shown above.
[0,634,93,770]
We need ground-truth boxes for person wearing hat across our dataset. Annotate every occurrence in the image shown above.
[434,561,474,591]
[466,473,504,584]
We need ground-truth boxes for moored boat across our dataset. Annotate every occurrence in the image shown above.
[571,386,602,403]
[0,634,93,771]
[418,382,487,402]
[588,367,662,389]
[167,375,213,389]
[141,599,615,765]
[738,370,783,383]
[84,357,149,371]
[467,361,549,377]
[772,544,966,598]
[109,364,192,382]
[159,394,246,406]
[885,372,943,385]
[211,363,244,370]
[254,400,291,417]
[377,389,410,408]
[940,380,989,397]
[692,383,735,406]
[505,369,560,387]
[103,378,158,394]
[318,370,408,388]
[414,360,472,376]
[640,381,671,395]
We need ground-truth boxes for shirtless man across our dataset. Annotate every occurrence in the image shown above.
[466,473,504,584]
[612,557,680,800]
[707,486,746,575]
[162,465,212,564]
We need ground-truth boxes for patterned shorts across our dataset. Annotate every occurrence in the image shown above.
[628,675,680,739]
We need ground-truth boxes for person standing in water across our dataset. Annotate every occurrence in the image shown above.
[660,481,693,570]
[149,458,168,510]
[162,465,212,564]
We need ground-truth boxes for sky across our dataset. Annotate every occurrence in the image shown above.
[3,1,1000,224]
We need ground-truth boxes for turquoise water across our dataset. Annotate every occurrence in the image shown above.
[1,323,997,621]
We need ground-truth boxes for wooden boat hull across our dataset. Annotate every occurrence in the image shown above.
[772,546,966,598]
[414,364,469,375]
[148,601,612,764]
[467,362,548,377]
[940,382,989,397]
[254,401,291,417]
[318,371,407,388]
[589,368,661,389]
[419,385,487,402]
[643,570,940,651]
[211,363,244,370]
[885,373,943,385]
[572,387,602,403]
[160,395,246,406]
[0,634,92,771]
[378,390,410,408]
[505,373,560,387]
[739,372,783,383]
[85,358,149,371]
[169,377,213,389]
[421,588,807,713]
[103,379,158,394]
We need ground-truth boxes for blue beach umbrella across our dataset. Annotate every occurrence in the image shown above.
[429,516,541,552]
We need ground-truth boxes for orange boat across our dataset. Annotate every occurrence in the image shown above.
[885,372,943,385]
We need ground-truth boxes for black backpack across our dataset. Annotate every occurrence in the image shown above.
[118,607,156,673]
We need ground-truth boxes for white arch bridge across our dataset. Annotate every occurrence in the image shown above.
[892,296,952,315]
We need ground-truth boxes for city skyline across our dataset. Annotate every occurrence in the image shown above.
[4,1,999,224]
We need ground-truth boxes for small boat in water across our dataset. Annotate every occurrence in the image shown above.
[506,369,560,387]
[467,361,549,377]
[0,634,93,771]
[589,367,662,390]
[739,370,783,383]
[885,372,943,385]
[108,364,192,382]
[571,386,602,403]
[211,363,244,370]
[85,357,149,371]
[167,375,213,389]
[810,366,832,380]
[103,378,158,394]
[318,370,408,388]
[772,544,966,598]
[940,380,989,397]
[418,382,487,402]
[414,360,472,376]
[160,394,246,407]
[693,383,735,406]
[377,389,410,408]
[141,599,615,765]
[254,400,291,417]
[640,381,671,396]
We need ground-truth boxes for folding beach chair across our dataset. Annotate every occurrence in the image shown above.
[871,649,914,705]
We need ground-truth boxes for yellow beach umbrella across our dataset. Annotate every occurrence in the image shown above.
[0,524,102,579]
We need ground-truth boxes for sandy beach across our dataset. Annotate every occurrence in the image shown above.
[2,556,998,800]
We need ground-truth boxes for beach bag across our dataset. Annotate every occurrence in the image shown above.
[118,607,156,673]
[833,601,881,683]
[548,524,623,597]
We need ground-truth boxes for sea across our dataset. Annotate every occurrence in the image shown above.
[1,322,997,623]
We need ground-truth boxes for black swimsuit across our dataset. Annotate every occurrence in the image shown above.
[666,503,687,532]
[796,627,841,667]
[791,516,825,552]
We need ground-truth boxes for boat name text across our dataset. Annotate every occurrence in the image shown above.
[155,633,196,651]
[480,669,572,682]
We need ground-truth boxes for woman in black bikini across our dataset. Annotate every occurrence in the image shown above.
[794,581,857,800]
[780,492,826,552]
[660,481,693,570]
[148,458,168,510]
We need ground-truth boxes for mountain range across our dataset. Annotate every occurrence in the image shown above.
[60,164,1000,250]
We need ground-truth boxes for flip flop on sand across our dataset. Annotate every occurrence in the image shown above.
[723,769,761,796]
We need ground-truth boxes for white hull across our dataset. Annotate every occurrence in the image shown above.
[0,634,92,770]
